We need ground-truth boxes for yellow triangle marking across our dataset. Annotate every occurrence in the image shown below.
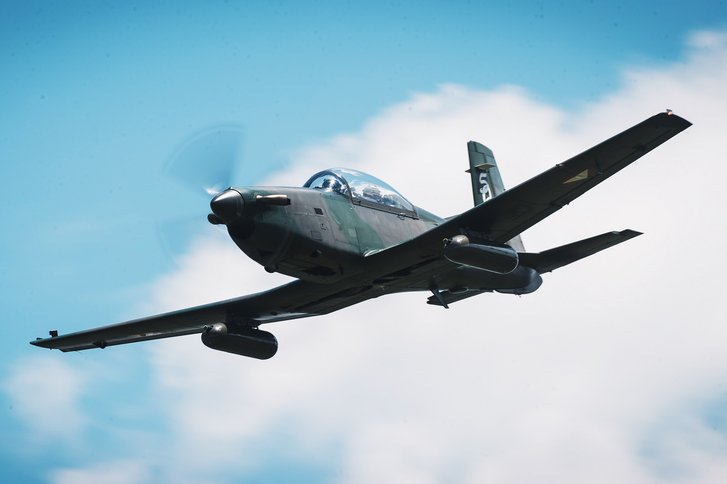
[564,169,589,184]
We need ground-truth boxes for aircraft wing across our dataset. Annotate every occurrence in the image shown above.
[367,112,691,274]
[30,279,388,352]
[446,111,691,244]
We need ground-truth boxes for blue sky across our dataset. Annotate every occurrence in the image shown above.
[2,2,727,483]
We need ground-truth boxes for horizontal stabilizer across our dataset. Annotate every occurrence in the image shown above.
[518,230,642,273]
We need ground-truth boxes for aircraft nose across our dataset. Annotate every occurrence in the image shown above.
[210,189,244,224]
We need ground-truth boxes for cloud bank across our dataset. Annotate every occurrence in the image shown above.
[10,30,727,483]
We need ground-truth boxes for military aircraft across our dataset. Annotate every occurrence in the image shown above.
[31,111,691,359]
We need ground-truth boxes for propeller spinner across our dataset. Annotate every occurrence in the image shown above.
[208,189,245,225]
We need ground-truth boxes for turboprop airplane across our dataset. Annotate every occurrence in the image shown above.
[31,111,691,359]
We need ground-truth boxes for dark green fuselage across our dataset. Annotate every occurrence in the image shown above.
[226,184,539,296]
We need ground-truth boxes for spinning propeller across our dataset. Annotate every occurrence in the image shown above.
[158,125,246,262]
[165,125,244,198]
[161,124,291,262]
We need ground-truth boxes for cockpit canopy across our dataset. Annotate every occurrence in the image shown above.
[304,168,416,215]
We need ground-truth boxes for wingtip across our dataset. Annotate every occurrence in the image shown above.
[619,229,643,238]
[29,338,49,348]
[657,110,692,129]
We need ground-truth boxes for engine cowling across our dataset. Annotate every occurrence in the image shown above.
[444,235,519,274]
[201,323,278,360]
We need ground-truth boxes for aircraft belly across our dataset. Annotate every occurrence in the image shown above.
[371,260,540,294]
[437,265,539,291]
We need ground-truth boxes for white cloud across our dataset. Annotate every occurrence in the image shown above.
[687,30,727,49]
[3,355,88,445]
[42,29,727,483]
[51,460,150,484]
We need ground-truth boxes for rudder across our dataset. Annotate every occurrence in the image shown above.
[466,141,525,251]
[466,141,503,204]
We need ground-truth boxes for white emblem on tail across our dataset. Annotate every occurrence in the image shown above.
[479,173,492,200]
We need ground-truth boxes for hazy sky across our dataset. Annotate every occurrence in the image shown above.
[2,2,727,483]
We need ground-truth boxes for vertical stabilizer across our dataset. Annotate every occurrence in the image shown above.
[466,141,525,251]
[467,141,504,205]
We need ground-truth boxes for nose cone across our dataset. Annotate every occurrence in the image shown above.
[210,189,244,224]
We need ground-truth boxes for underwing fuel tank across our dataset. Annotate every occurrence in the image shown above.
[444,235,519,274]
[201,323,278,360]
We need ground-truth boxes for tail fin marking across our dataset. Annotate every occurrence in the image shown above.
[466,141,525,251]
